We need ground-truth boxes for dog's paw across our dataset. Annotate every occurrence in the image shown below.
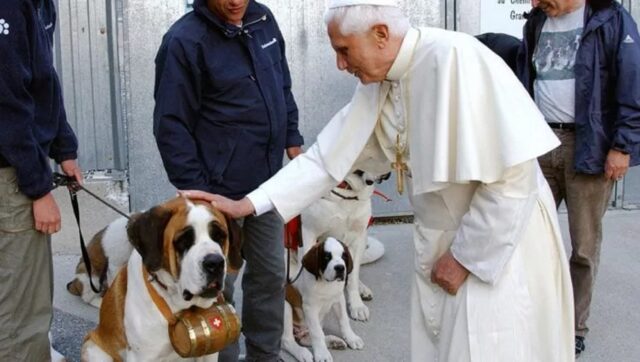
[291,347,313,362]
[325,335,347,350]
[359,281,373,301]
[343,332,364,350]
[312,345,333,362]
[88,297,102,309]
[347,299,370,321]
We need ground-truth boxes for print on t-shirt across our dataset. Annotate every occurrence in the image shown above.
[533,28,582,80]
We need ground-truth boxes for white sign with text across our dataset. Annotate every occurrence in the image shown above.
[480,0,532,38]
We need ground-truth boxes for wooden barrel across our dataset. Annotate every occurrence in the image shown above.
[170,303,241,358]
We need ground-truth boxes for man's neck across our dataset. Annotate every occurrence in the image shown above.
[561,0,586,16]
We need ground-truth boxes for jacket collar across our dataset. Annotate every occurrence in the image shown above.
[526,1,617,40]
[193,0,268,38]
[582,1,617,37]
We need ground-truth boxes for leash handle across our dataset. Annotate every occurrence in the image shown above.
[68,189,103,294]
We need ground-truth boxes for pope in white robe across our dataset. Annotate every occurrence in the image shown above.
[183,1,575,361]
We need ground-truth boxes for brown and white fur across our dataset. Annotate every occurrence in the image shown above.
[66,217,133,308]
[282,237,363,362]
[300,170,389,321]
[80,197,242,361]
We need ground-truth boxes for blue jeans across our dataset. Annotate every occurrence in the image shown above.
[220,210,285,362]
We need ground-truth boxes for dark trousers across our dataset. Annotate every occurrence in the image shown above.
[220,211,285,362]
[538,129,614,337]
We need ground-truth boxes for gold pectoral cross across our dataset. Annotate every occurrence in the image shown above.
[391,135,408,195]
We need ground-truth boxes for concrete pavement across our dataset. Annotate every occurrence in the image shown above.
[48,184,640,361]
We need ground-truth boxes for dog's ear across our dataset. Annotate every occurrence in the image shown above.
[302,242,323,280]
[127,206,172,272]
[342,243,354,274]
[377,172,391,183]
[223,215,244,272]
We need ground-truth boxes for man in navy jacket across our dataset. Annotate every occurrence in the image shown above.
[0,0,82,360]
[517,0,640,356]
[154,0,303,360]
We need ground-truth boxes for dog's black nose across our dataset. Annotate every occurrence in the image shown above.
[334,264,345,273]
[365,179,374,185]
[202,254,225,275]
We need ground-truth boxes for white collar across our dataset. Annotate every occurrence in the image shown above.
[386,27,419,81]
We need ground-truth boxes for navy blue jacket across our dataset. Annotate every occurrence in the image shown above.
[517,1,640,173]
[0,0,78,199]
[153,0,303,199]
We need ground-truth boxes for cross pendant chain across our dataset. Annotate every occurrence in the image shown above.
[391,134,408,195]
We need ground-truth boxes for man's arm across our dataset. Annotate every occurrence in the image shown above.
[153,36,208,191]
[606,11,640,179]
[0,3,54,199]
[445,160,539,287]
[274,23,304,150]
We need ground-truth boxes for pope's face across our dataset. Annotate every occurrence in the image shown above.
[208,0,249,25]
[328,21,391,84]
[536,0,582,17]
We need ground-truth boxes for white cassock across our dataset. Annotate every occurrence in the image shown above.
[248,27,574,361]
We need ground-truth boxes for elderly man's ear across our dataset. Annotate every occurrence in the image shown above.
[372,24,390,48]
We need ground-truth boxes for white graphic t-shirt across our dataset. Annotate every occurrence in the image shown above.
[533,5,585,124]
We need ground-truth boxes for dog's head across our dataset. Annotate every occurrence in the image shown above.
[340,170,391,197]
[302,237,353,282]
[127,197,242,302]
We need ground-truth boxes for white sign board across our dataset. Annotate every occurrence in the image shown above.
[480,0,532,38]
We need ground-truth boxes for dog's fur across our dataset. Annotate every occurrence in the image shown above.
[66,217,133,308]
[282,237,364,362]
[80,197,242,361]
[299,170,388,321]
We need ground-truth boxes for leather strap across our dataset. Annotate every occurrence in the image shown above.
[142,266,176,325]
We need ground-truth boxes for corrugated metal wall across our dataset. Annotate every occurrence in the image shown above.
[54,0,127,174]
[54,0,640,213]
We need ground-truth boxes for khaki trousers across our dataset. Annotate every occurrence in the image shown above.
[0,168,53,361]
[538,129,614,337]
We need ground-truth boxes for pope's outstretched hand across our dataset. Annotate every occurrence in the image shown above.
[179,190,255,219]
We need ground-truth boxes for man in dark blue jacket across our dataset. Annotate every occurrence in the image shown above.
[517,0,640,356]
[153,0,303,360]
[0,0,82,360]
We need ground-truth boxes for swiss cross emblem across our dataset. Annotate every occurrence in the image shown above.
[209,317,222,329]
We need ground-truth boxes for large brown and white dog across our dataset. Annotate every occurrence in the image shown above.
[80,197,242,361]
[300,170,389,322]
[282,237,364,362]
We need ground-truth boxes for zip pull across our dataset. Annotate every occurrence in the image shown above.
[243,29,253,39]
[249,75,256,81]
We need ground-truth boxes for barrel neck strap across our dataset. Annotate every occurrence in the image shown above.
[142,266,177,325]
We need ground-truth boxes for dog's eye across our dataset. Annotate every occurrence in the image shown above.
[208,222,226,246]
[174,227,195,255]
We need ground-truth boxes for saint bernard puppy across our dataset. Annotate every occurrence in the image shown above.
[282,237,364,362]
[80,197,242,362]
[300,170,389,322]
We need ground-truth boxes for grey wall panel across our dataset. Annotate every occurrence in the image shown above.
[122,0,184,211]
[56,0,122,170]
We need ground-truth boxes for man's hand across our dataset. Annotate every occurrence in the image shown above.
[179,190,255,219]
[61,159,83,189]
[286,146,303,160]
[604,149,630,181]
[430,250,470,295]
[33,193,61,235]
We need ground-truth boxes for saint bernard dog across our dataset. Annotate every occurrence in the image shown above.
[80,197,242,361]
[300,170,389,322]
[282,237,364,362]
